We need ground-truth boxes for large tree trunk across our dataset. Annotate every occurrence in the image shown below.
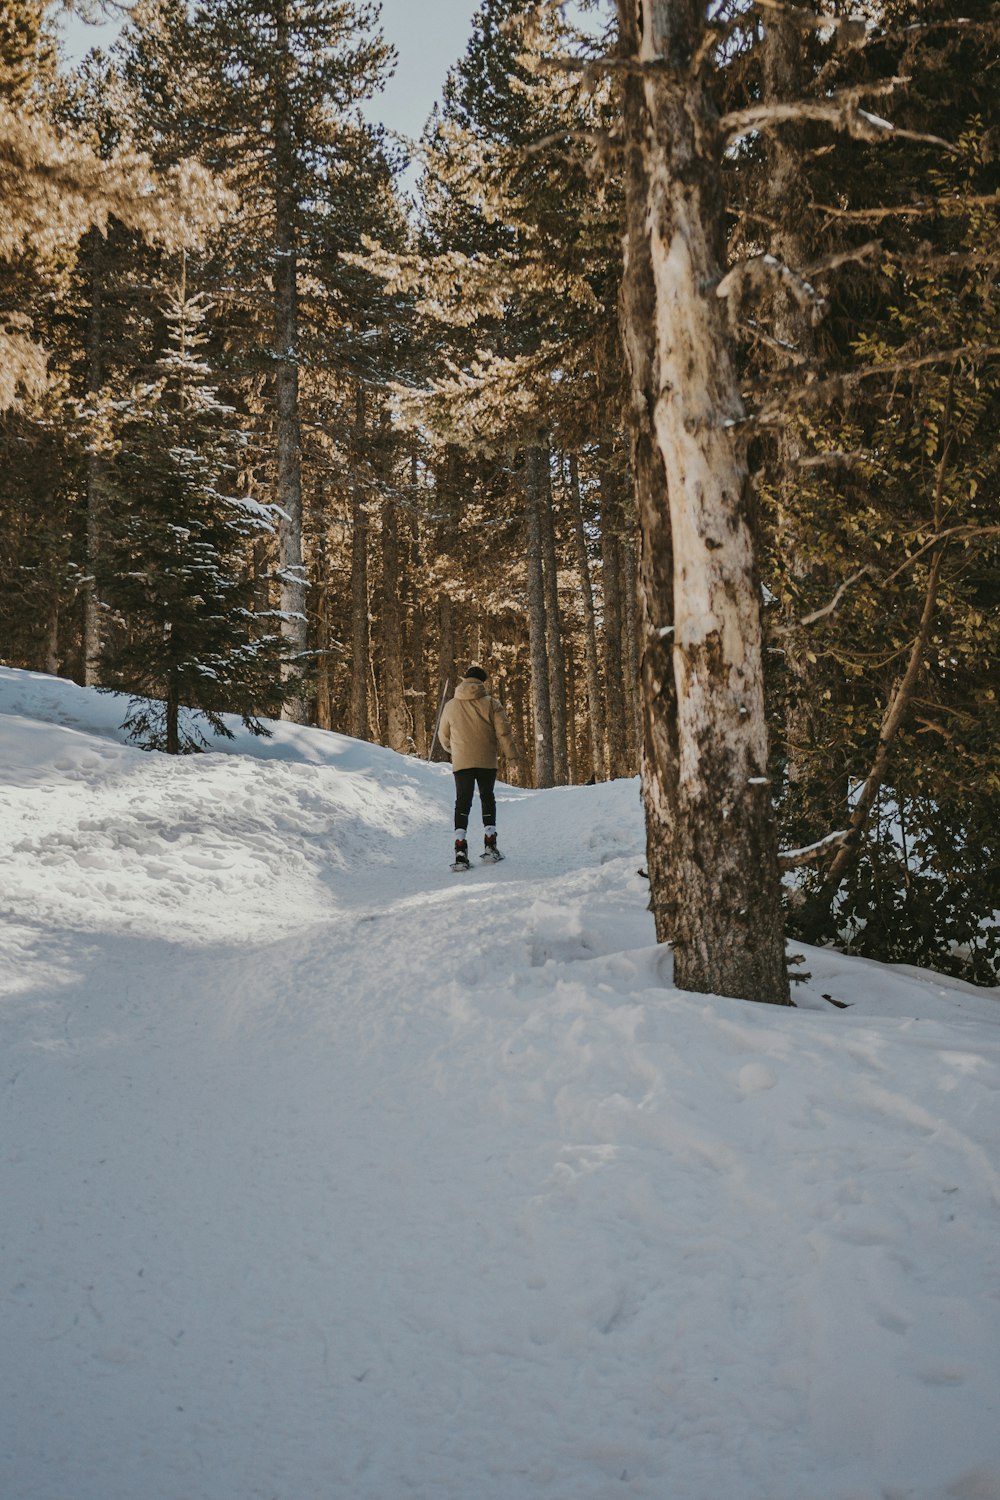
[567,453,608,780]
[273,0,308,721]
[524,446,555,787]
[539,450,569,783]
[617,0,789,1004]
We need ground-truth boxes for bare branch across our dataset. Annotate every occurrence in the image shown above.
[754,344,1000,420]
[778,830,850,873]
[795,449,871,469]
[745,318,810,364]
[814,194,1000,224]
[801,240,882,278]
[798,567,873,626]
[880,525,1000,588]
[721,83,958,154]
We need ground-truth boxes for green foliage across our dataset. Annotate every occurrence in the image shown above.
[97,277,287,751]
[764,120,1000,983]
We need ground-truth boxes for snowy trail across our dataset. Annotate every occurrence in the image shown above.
[2,669,1000,1500]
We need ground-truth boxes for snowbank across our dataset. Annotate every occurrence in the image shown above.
[2,668,998,1500]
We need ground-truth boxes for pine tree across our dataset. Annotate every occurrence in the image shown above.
[97,269,286,752]
[117,0,396,722]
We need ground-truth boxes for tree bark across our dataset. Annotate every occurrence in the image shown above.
[621,530,641,771]
[313,527,333,731]
[616,0,790,1004]
[407,492,429,757]
[273,0,308,721]
[524,446,555,787]
[599,456,629,779]
[380,492,409,752]
[567,452,608,780]
[82,232,105,687]
[539,450,569,783]
[349,388,369,740]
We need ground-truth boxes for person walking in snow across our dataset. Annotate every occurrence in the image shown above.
[438,665,520,871]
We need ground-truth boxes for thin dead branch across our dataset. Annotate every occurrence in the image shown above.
[798,567,873,627]
[778,829,850,872]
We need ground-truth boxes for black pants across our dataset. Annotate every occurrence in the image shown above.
[453,768,497,833]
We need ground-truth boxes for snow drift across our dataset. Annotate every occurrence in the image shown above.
[2,667,999,1500]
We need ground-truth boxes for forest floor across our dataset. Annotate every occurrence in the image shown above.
[2,665,999,1500]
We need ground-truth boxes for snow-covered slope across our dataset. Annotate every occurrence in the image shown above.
[2,667,999,1500]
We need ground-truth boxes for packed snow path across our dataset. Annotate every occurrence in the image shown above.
[2,668,999,1500]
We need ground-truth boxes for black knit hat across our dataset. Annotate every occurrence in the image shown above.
[465,664,487,682]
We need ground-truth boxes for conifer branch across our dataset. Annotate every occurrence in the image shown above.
[721,84,958,154]
[813,194,1000,224]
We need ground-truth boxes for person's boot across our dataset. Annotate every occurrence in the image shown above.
[482,830,502,863]
[452,837,471,871]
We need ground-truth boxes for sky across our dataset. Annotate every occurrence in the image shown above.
[59,0,484,145]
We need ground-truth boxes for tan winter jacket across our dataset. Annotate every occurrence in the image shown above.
[439,678,519,772]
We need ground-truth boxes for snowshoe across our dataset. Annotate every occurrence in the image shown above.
[451,838,472,873]
[480,833,504,864]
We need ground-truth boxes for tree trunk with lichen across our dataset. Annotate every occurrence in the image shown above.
[617,0,790,1005]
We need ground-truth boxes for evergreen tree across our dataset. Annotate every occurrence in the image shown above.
[720,0,1000,979]
[118,0,396,720]
[97,270,287,752]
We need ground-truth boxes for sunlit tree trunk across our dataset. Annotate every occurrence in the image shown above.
[273,0,308,720]
[524,445,554,787]
[567,453,608,780]
[616,0,790,1004]
[380,492,409,752]
[539,450,569,783]
[599,456,629,778]
[349,387,369,741]
[82,232,105,686]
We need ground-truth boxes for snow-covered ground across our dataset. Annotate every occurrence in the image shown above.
[2,665,999,1500]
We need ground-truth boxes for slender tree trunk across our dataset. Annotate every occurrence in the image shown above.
[539,451,569,782]
[349,388,369,740]
[313,530,333,731]
[599,456,629,779]
[438,590,455,705]
[567,452,608,780]
[617,0,789,1004]
[524,446,554,787]
[621,531,641,772]
[761,14,826,801]
[82,233,104,686]
[45,609,60,677]
[166,671,180,756]
[822,464,950,893]
[273,0,308,721]
[565,639,579,782]
[406,493,429,757]
[380,493,409,752]
[511,667,527,786]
